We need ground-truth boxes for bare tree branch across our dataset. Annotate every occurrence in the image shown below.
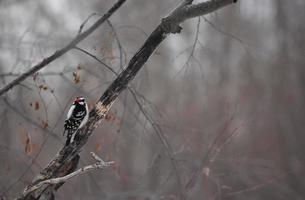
[0,0,126,96]
[0,70,74,77]
[173,17,201,78]
[15,0,238,199]
[18,153,114,200]
[161,0,236,33]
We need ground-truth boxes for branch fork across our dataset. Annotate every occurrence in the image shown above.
[18,153,114,200]
[161,0,237,34]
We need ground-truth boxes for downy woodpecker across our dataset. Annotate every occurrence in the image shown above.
[63,97,89,145]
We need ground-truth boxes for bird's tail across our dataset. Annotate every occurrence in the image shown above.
[65,131,72,146]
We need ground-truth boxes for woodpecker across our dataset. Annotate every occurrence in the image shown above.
[63,97,89,145]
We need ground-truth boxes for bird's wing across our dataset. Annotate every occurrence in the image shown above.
[79,104,89,128]
[66,104,75,119]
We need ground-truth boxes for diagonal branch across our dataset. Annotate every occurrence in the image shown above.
[0,0,126,96]
[15,0,238,199]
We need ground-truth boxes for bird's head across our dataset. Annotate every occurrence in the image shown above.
[74,96,86,105]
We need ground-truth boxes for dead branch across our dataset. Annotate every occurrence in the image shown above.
[0,0,126,96]
[17,153,114,200]
[14,0,238,199]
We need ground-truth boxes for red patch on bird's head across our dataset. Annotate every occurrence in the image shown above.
[75,96,85,103]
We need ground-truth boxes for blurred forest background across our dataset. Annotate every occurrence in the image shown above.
[0,0,305,199]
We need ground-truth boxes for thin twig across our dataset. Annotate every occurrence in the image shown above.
[173,17,201,78]
[107,20,127,70]
[0,70,74,77]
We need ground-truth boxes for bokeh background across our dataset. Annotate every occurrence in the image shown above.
[0,0,305,199]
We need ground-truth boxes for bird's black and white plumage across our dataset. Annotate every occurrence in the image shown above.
[63,97,89,145]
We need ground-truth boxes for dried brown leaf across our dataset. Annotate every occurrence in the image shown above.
[73,71,80,84]
[34,102,39,110]
[39,85,48,91]
[77,64,82,70]
[24,133,32,156]
[95,143,102,152]
[42,120,48,129]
